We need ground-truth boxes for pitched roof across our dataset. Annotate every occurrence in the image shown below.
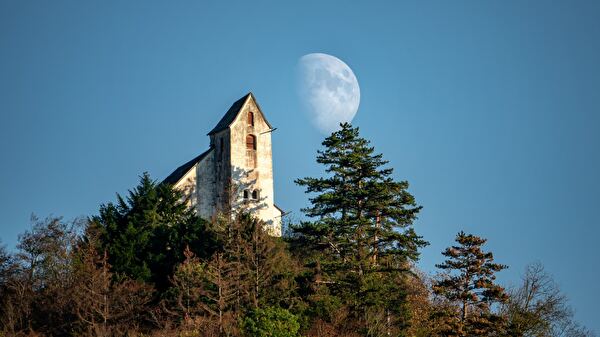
[207,93,251,135]
[164,93,274,186]
[162,147,213,185]
[207,92,273,135]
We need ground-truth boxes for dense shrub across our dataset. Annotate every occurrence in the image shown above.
[242,307,300,337]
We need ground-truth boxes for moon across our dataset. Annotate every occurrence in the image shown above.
[297,53,360,134]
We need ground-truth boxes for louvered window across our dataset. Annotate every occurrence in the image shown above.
[246,134,256,168]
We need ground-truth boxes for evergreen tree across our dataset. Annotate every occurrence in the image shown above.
[94,172,216,290]
[291,123,427,330]
[433,231,508,336]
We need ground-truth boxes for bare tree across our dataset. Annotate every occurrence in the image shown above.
[203,251,237,335]
[243,215,280,308]
[71,222,154,336]
[504,262,596,337]
[0,215,80,335]
[71,227,112,336]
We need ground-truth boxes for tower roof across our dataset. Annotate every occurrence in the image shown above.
[207,92,272,135]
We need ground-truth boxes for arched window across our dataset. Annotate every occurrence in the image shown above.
[246,134,256,150]
[252,190,259,200]
[243,190,249,199]
[246,134,257,168]
[248,111,254,126]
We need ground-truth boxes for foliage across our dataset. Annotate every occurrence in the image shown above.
[71,226,155,336]
[504,262,596,337]
[242,307,300,337]
[291,122,427,332]
[94,172,217,290]
[160,211,297,335]
[0,125,595,337]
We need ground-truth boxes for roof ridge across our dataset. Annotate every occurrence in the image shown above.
[207,92,252,135]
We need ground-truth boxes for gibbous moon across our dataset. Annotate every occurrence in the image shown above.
[298,53,360,134]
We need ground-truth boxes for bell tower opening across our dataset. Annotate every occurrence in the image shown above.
[248,111,254,126]
[246,134,256,168]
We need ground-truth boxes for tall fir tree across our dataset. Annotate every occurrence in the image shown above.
[433,231,508,337]
[291,123,427,331]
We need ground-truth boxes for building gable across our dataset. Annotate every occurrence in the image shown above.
[207,93,273,135]
[162,92,282,236]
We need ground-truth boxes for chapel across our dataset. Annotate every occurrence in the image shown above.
[163,93,283,236]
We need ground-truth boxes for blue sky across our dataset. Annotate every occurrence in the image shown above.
[1,0,599,331]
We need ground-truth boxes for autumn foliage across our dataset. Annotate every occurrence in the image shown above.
[0,124,593,336]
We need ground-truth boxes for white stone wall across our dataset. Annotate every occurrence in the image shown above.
[210,129,231,215]
[174,163,198,208]
[195,150,216,220]
[228,97,282,235]
[173,95,283,236]
[173,151,217,221]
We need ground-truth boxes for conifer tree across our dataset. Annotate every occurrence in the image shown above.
[94,172,216,290]
[292,123,427,329]
[433,231,508,336]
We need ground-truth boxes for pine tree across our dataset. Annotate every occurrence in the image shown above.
[292,123,427,329]
[433,231,508,336]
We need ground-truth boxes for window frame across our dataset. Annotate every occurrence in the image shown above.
[248,111,254,126]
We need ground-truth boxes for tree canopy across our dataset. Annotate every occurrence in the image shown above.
[94,172,217,289]
[292,122,428,333]
[433,231,509,336]
[0,124,594,337]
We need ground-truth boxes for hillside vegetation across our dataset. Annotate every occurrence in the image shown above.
[0,124,593,337]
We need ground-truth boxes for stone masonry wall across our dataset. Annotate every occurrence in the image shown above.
[228,97,281,235]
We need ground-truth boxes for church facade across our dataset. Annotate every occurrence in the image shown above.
[163,93,283,236]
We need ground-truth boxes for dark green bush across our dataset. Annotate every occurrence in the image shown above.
[242,307,300,337]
